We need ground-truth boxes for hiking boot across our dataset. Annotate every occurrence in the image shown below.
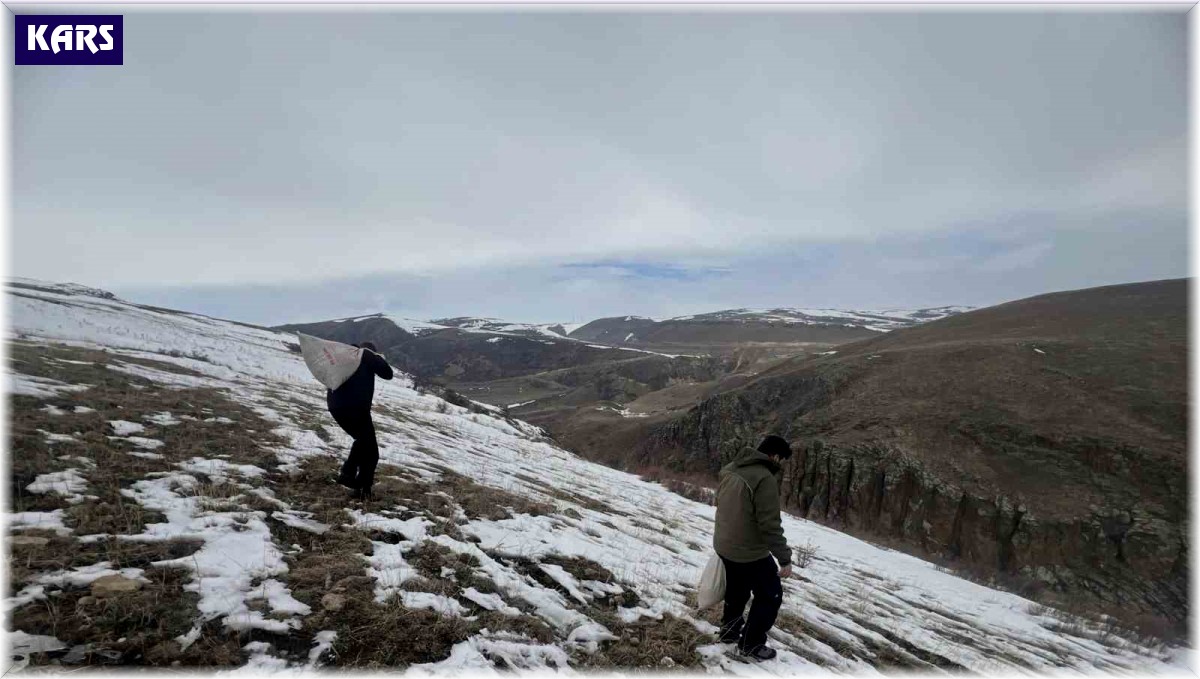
[335,472,358,489]
[737,645,777,662]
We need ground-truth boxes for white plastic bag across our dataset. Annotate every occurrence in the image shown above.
[696,551,726,610]
[298,333,363,391]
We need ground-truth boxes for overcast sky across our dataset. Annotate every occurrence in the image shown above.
[13,7,1188,325]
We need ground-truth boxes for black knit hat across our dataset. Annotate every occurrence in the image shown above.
[757,435,792,459]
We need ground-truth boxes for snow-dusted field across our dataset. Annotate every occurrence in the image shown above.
[3,280,1190,674]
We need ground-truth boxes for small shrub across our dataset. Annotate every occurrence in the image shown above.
[793,540,818,569]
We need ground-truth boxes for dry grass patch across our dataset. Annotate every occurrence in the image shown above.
[7,341,312,668]
[408,542,479,583]
[9,341,287,529]
[497,553,641,616]
[472,612,556,644]
[8,538,202,594]
[579,612,706,669]
[540,554,616,583]
[465,574,502,595]
[260,464,375,609]
[311,574,476,667]
[544,487,626,516]
[538,554,640,608]
[429,465,555,520]
[1026,601,1172,652]
[11,565,234,667]
[255,456,502,667]
[512,472,626,516]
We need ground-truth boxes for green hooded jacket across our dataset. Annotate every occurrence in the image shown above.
[713,448,791,566]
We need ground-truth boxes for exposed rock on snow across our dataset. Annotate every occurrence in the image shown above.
[91,575,144,597]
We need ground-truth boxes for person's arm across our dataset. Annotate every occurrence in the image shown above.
[754,475,791,567]
[364,349,394,380]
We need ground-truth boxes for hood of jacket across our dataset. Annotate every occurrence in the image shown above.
[733,448,781,474]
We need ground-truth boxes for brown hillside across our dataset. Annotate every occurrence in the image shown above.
[640,279,1189,631]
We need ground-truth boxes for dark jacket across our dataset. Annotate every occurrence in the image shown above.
[327,349,393,412]
[713,448,791,566]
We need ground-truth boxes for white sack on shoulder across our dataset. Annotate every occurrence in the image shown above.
[298,333,363,391]
[696,551,726,610]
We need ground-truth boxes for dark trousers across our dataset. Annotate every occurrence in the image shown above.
[330,406,378,491]
[719,555,783,650]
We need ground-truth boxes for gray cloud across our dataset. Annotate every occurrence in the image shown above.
[14,7,1187,321]
[117,209,1186,326]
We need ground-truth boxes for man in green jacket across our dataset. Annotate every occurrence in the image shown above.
[713,435,794,661]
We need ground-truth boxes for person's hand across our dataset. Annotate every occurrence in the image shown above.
[779,564,793,578]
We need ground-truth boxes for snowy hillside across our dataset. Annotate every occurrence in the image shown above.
[4,280,1187,673]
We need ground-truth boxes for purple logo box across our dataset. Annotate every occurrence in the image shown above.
[15,15,123,65]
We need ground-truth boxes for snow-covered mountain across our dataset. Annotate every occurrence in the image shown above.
[567,306,974,351]
[329,314,451,337]
[4,280,1184,673]
[323,315,582,341]
[666,306,975,333]
[431,318,583,340]
[315,305,971,349]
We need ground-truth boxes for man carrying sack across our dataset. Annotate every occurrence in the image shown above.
[298,334,394,501]
[712,435,794,661]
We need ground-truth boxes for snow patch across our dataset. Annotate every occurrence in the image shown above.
[108,420,146,436]
[367,541,419,603]
[7,374,90,399]
[26,469,92,503]
[144,411,182,426]
[462,587,522,616]
[10,510,71,535]
[39,429,78,444]
[36,561,148,589]
[7,630,69,672]
[271,510,329,535]
[120,472,305,635]
[400,591,471,617]
[346,509,430,542]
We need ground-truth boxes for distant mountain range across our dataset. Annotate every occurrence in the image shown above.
[300,305,974,356]
[567,306,973,352]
